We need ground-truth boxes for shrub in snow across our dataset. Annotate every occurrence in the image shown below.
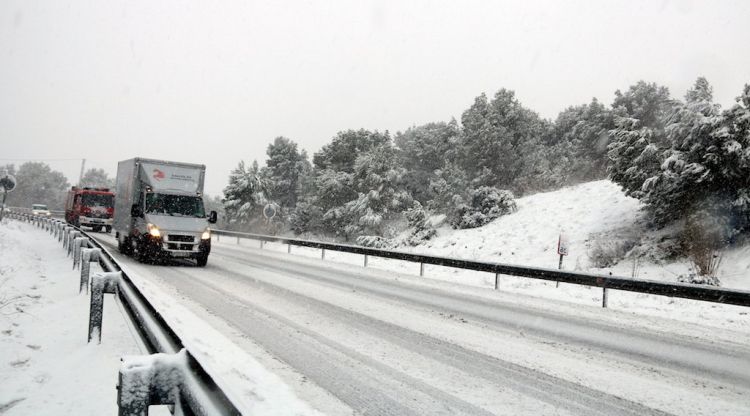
[289,202,322,235]
[587,238,637,268]
[677,272,721,286]
[448,187,517,229]
[403,201,437,246]
[678,212,724,285]
[356,235,394,249]
[426,162,470,212]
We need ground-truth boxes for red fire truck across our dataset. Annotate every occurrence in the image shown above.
[65,187,115,232]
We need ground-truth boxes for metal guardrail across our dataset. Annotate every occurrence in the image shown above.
[212,229,750,308]
[5,206,64,218]
[6,210,241,415]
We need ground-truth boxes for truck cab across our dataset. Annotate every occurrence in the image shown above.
[65,187,115,232]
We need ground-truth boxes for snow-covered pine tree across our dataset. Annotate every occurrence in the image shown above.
[459,89,550,192]
[222,160,268,228]
[608,81,673,204]
[639,77,725,225]
[552,98,614,182]
[395,120,460,204]
[403,200,437,246]
[308,129,392,238]
[344,143,411,237]
[426,162,469,213]
[263,137,311,214]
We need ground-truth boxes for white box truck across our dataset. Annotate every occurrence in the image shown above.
[114,158,217,266]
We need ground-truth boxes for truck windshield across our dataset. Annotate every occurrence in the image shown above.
[81,194,114,208]
[145,193,205,218]
[32,204,48,210]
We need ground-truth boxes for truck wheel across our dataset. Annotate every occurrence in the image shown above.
[118,236,132,255]
[135,240,150,263]
[105,226,112,233]
[196,254,208,267]
[92,225,102,232]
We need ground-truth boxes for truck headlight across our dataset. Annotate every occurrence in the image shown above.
[147,223,161,238]
[201,228,211,240]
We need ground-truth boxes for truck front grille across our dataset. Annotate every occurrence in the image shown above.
[167,243,195,250]
[168,235,194,242]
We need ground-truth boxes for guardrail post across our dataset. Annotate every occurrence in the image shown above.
[321,248,326,260]
[63,227,77,248]
[494,273,499,290]
[73,237,90,269]
[287,243,291,254]
[80,248,102,294]
[62,227,70,247]
[67,231,82,257]
[420,262,425,277]
[602,288,609,308]
[88,271,122,344]
[237,235,240,244]
[364,254,368,267]
[117,350,187,416]
[216,233,220,242]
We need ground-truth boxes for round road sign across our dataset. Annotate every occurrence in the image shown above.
[263,203,277,219]
[0,174,16,192]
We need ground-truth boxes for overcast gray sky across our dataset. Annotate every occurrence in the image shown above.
[1,0,749,196]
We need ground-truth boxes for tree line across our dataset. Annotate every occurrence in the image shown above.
[222,77,750,249]
[0,165,114,210]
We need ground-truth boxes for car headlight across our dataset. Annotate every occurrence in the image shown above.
[201,228,211,240]
[147,223,161,238]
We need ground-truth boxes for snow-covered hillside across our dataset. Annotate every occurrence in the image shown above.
[407,180,750,291]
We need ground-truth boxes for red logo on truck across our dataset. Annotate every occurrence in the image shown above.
[153,169,165,181]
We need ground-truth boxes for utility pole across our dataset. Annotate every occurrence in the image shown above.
[78,158,86,186]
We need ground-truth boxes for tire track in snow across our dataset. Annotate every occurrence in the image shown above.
[213,245,750,389]
[153,265,497,416]
[188,261,674,416]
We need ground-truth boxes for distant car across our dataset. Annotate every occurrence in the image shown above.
[31,204,51,216]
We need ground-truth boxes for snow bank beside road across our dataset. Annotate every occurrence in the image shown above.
[408,179,749,290]
[115,250,321,415]
[1,219,318,415]
[0,220,141,415]
[421,180,644,271]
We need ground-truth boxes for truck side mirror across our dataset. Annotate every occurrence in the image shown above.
[131,204,143,218]
[208,210,217,224]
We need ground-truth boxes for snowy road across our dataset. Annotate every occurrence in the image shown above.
[91,233,750,415]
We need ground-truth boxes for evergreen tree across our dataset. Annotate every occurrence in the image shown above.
[222,160,268,228]
[79,168,114,189]
[609,78,750,237]
[395,120,459,203]
[426,162,470,212]
[5,162,69,210]
[309,129,392,237]
[552,98,614,181]
[343,143,411,236]
[459,89,548,191]
[403,200,437,245]
[608,81,674,202]
[612,81,672,131]
[313,129,390,172]
[263,137,310,212]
